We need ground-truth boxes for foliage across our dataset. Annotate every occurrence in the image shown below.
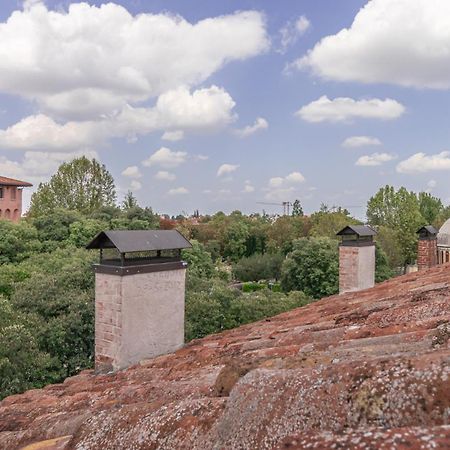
[310,209,359,239]
[29,157,116,216]
[375,243,394,282]
[367,186,425,265]
[185,276,311,341]
[233,252,284,282]
[281,237,339,298]
[291,199,304,216]
[418,192,443,225]
[181,240,215,279]
[0,220,42,264]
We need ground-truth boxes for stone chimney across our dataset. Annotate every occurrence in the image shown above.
[86,230,191,373]
[337,225,376,294]
[417,226,438,271]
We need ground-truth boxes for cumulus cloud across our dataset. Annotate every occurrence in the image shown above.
[356,152,396,166]
[121,166,142,178]
[242,180,255,193]
[217,164,239,177]
[296,96,405,123]
[0,86,237,151]
[396,151,450,174]
[279,15,310,52]
[233,117,268,138]
[130,180,142,191]
[0,3,268,118]
[342,136,382,148]
[155,171,176,181]
[142,147,187,169]
[265,171,305,201]
[296,0,450,89]
[0,150,98,184]
[161,130,184,142]
[168,187,189,195]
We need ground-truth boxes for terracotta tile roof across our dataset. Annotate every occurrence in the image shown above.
[0,176,32,187]
[0,264,449,449]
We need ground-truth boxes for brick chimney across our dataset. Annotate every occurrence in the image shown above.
[337,225,376,294]
[87,230,191,373]
[417,226,438,271]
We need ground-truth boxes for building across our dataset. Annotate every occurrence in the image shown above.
[0,176,32,222]
[437,218,450,264]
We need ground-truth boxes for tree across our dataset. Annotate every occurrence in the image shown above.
[122,191,138,210]
[233,253,284,282]
[291,199,304,216]
[29,157,116,216]
[310,209,359,240]
[281,237,339,298]
[367,186,425,266]
[418,192,443,225]
[181,240,215,279]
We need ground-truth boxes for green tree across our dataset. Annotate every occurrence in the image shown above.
[281,237,339,298]
[122,191,138,210]
[367,186,425,265]
[291,199,304,216]
[182,240,215,279]
[233,253,284,282]
[418,192,443,225]
[29,157,116,216]
[0,221,42,264]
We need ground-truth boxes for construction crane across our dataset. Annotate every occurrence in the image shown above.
[256,201,292,215]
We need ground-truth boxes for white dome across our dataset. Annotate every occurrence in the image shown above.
[437,218,450,247]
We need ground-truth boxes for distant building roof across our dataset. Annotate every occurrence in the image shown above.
[0,176,32,187]
[86,230,192,253]
[336,225,377,237]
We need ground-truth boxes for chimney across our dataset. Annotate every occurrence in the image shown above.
[417,226,438,271]
[86,230,191,373]
[337,225,376,294]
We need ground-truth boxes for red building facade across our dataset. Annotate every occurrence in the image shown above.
[0,176,33,222]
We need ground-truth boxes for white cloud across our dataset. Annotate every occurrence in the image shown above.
[217,163,239,177]
[121,165,142,178]
[342,136,382,148]
[161,130,184,142]
[233,117,268,138]
[279,15,310,52]
[356,152,396,166]
[264,187,296,202]
[142,147,187,169]
[427,179,437,189]
[194,154,209,161]
[296,96,405,123]
[0,150,98,184]
[396,151,450,174]
[168,187,189,195]
[297,0,450,89]
[130,180,142,191]
[0,3,268,118]
[242,180,255,193]
[155,171,176,181]
[269,171,305,188]
[0,85,237,151]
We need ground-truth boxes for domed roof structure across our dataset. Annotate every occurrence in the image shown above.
[437,218,450,248]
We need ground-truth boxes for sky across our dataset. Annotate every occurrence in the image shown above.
[1,0,450,218]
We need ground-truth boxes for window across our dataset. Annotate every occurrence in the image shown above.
[0,187,3,199]
[10,188,16,200]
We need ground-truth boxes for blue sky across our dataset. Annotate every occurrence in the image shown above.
[1,0,450,217]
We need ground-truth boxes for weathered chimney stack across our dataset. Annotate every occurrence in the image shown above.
[417,226,438,271]
[87,230,191,373]
[337,225,376,294]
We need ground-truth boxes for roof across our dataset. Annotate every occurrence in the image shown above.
[336,224,377,237]
[1,264,449,449]
[417,225,439,235]
[438,218,450,248]
[86,230,192,253]
[0,176,32,187]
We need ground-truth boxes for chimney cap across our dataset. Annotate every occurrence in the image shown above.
[336,225,376,238]
[417,225,438,238]
[86,229,192,253]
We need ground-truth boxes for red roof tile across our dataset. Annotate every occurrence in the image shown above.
[0,264,449,449]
